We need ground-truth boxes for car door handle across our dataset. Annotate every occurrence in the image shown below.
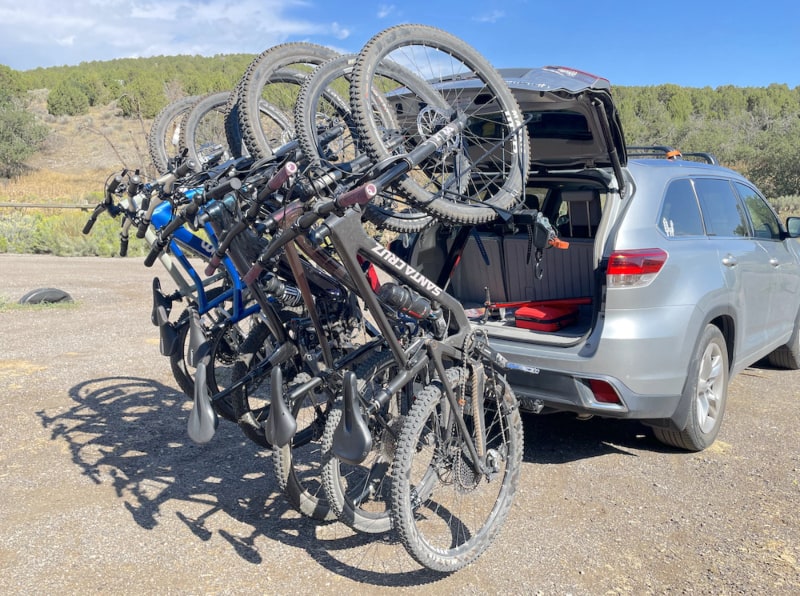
[722,254,737,267]
[769,258,780,268]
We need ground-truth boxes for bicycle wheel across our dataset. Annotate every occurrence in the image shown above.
[169,315,244,422]
[294,54,435,233]
[179,91,235,168]
[320,350,419,534]
[391,366,523,572]
[182,91,294,168]
[229,318,300,448]
[238,42,339,159]
[224,93,294,160]
[350,24,529,225]
[148,95,198,175]
[292,54,357,167]
[272,372,337,521]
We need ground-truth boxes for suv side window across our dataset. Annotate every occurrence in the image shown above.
[734,182,781,240]
[694,178,751,237]
[658,178,704,237]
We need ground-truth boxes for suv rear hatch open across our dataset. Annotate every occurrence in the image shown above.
[397,65,627,347]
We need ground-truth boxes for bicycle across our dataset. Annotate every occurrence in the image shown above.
[249,23,545,570]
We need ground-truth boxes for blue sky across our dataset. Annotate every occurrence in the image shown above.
[1,0,798,88]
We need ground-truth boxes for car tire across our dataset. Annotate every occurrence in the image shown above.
[767,308,800,370]
[653,324,728,451]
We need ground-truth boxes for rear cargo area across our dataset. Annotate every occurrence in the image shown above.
[405,181,605,345]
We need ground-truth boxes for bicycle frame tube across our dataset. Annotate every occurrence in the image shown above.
[151,201,259,323]
[323,208,470,368]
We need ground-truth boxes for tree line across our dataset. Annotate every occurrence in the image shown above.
[1,56,799,197]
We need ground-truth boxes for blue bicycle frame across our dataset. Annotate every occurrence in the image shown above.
[150,195,259,324]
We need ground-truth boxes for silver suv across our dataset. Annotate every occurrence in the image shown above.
[396,66,800,451]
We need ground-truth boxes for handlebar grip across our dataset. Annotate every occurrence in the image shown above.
[267,161,298,192]
[204,177,242,202]
[127,174,142,197]
[107,173,125,195]
[120,235,129,257]
[144,245,161,267]
[83,203,108,234]
[136,219,149,239]
[336,183,378,209]
[243,263,263,286]
[205,254,222,276]
[82,216,97,235]
[174,159,196,178]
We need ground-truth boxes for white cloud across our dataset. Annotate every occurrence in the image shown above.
[330,22,351,40]
[0,0,350,69]
[377,4,396,18]
[473,10,504,23]
[55,36,76,47]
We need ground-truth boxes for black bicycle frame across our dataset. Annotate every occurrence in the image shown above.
[323,206,498,475]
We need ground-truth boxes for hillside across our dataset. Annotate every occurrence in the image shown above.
[1,90,156,206]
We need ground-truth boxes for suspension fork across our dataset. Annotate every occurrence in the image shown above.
[427,342,489,477]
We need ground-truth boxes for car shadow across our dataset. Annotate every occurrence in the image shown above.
[522,412,677,463]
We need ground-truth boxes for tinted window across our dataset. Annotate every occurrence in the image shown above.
[735,182,781,240]
[694,178,751,237]
[525,111,593,140]
[658,178,704,237]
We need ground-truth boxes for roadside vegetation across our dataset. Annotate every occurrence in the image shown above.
[1,56,799,256]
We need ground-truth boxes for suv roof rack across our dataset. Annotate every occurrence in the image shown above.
[627,145,719,166]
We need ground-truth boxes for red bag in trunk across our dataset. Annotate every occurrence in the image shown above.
[513,297,590,331]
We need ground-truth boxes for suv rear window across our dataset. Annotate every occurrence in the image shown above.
[659,178,704,237]
[694,178,750,237]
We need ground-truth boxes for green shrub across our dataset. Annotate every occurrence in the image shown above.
[0,210,150,257]
[47,79,90,116]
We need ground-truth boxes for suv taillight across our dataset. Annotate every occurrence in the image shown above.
[607,249,668,288]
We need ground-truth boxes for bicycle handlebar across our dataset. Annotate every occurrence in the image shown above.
[144,175,242,267]
[205,161,298,276]
[83,171,128,234]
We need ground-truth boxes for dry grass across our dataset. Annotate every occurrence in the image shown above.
[0,169,108,204]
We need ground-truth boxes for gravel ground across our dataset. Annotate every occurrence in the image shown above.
[1,254,798,594]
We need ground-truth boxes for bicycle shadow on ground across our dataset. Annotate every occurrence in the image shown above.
[38,375,446,587]
[522,412,675,464]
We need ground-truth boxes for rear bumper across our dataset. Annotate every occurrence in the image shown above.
[506,365,681,419]
[490,304,698,420]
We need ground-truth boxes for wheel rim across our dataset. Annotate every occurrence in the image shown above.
[695,341,724,433]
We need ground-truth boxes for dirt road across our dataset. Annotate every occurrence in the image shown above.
[1,254,798,594]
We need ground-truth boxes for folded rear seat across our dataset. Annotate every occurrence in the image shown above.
[502,237,594,302]
[448,231,506,305]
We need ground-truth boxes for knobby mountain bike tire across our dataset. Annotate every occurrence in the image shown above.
[178,91,233,169]
[350,23,530,226]
[181,91,294,168]
[390,366,523,572]
[237,42,339,160]
[148,95,199,175]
